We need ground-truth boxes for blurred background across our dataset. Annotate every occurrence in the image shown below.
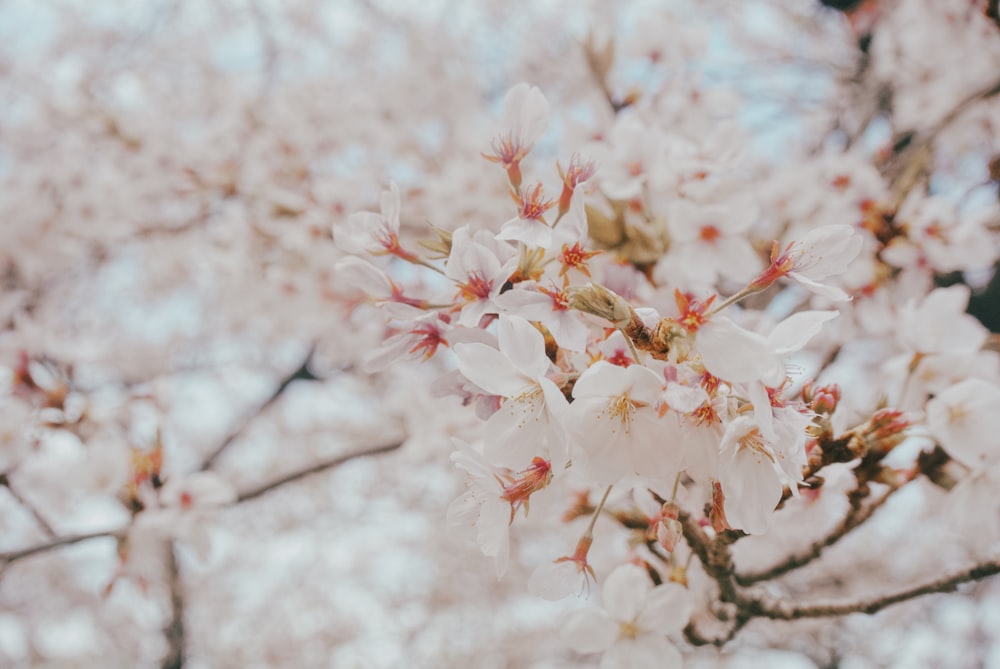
[1,1,1000,667]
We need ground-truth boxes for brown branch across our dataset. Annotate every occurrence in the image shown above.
[199,344,319,471]
[0,529,122,565]
[886,75,1000,205]
[0,471,55,537]
[0,439,401,568]
[735,484,899,586]
[741,559,1000,620]
[682,508,1000,629]
[235,439,404,504]
[684,613,750,648]
[161,540,185,669]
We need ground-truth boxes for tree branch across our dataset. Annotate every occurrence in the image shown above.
[681,508,1000,629]
[0,471,55,537]
[0,529,122,566]
[684,613,750,648]
[735,484,899,586]
[0,438,403,567]
[199,344,319,471]
[741,559,1000,620]
[161,540,185,669]
[235,439,404,504]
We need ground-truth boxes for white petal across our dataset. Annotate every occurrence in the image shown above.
[498,315,549,379]
[600,637,682,669]
[454,343,529,397]
[767,311,838,354]
[788,272,851,301]
[722,451,782,534]
[561,610,618,654]
[927,378,1000,468]
[380,182,401,231]
[602,564,652,622]
[698,318,780,383]
[529,560,588,601]
[573,361,632,399]
[637,583,694,635]
[496,217,553,248]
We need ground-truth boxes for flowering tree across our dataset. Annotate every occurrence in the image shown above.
[3,1,1000,667]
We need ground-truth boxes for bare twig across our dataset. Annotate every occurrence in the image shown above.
[886,75,1000,205]
[681,508,1000,631]
[744,560,1000,620]
[161,540,185,669]
[235,439,404,503]
[0,529,123,566]
[684,613,751,648]
[0,472,55,537]
[0,438,402,567]
[735,484,899,586]
[199,344,319,471]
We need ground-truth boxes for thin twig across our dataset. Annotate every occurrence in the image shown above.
[0,472,55,537]
[236,439,404,503]
[161,540,185,669]
[0,529,122,565]
[684,613,751,648]
[0,439,401,567]
[743,559,1000,620]
[735,484,899,586]
[199,345,319,471]
[681,509,1000,627]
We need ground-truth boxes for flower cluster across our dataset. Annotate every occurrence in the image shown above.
[338,66,1000,663]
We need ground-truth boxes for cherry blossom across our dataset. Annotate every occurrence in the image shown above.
[561,563,693,669]
[750,225,864,301]
[453,314,569,466]
[566,361,681,487]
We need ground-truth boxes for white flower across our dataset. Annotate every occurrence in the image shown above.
[482,83,550,187]
[334,182,409,257]
[751,224,863,301]
[717,415,786,534]
[657,199,761,289]
[561,564,692,669]
[453,315,568,466]
[363,312,450,372]
[897,285,988,356]
[334,256,427,319]
[494,282,590,352]
[496,183,556,248]
[567,361,680,487]
[447,441,553,577]
[585,115,667,201]
[445,227,516,327]
[500,83,549,151]
[926,378,1000,469]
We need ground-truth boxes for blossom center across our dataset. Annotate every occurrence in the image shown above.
[457,271,494,302]
[619,620,640,639]
[699,225,721,243]
[607,393,645,433]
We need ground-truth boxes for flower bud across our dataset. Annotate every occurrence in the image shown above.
[810,383,841,415]
[568,283,633,328]
[657,502,683,553]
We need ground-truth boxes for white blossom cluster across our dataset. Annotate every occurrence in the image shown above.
[3,1,1000,667]
[336,5,1000,660]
